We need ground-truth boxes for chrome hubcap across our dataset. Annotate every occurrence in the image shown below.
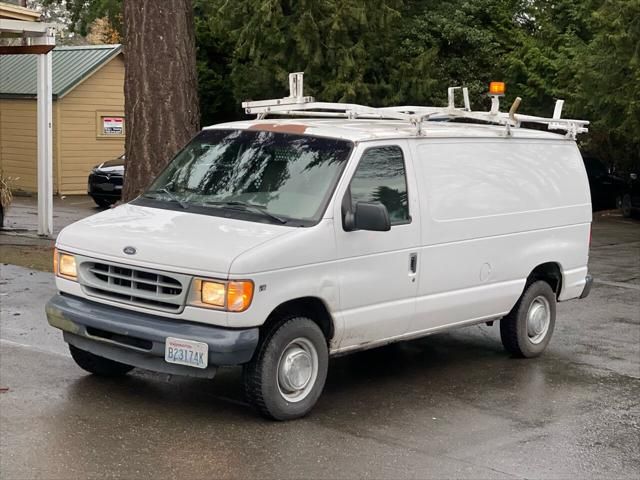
[277,337,318,402]
[527,296,551,344]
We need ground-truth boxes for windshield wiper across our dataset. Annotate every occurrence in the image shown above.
[203,201,287,224]
[145,188,189,209]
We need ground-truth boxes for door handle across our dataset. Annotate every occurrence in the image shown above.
[409,253,418,274]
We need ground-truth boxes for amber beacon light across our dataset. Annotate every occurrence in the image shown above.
[489,82,506,96]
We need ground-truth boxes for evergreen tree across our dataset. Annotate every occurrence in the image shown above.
[576,0,640,167]
[216,0,439,106]
[40,0,640,170]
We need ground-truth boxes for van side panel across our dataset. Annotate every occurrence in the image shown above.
[409,139,591,334]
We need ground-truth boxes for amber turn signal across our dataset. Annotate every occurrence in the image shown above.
[227,281,254,312]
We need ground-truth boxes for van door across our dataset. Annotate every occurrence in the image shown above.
[333,142,421,350]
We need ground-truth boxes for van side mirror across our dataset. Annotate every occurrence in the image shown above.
[344,201,391,232]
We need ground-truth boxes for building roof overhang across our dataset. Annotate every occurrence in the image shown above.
[0,2,41,22]
[0,44,122,99]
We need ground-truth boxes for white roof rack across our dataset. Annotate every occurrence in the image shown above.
[242,72,589,139]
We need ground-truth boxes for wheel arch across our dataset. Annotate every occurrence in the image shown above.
[527,262,563,299]
[261,296,335,343]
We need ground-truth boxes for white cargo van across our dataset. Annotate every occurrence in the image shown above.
[47,75,593,420]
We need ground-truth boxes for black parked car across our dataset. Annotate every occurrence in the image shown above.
[88,154,124,208]
[582,156,627,211]
[621,172,639,218]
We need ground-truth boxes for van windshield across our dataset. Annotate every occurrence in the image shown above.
[137,129,353,226]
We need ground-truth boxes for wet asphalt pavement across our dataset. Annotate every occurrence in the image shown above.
[2,195,99,237]
[1,213,639,479]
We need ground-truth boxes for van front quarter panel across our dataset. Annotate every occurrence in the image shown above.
[227,218,342,342]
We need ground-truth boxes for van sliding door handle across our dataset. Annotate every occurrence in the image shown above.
[409,253,418,274]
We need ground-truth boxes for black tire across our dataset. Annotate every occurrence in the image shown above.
[243,316,328,421]
[94,197,116,209]
[69,344,134,377]
[500,280,556,358]
[621,194,632,218]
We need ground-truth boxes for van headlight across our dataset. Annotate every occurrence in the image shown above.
[201,280,226,307]
[190,279,254,312]
[54,248,77,281]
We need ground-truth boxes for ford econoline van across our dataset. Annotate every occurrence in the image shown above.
[46,77,593,420]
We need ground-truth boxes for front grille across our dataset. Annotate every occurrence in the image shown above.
[79,260,189,313]
[89,173,123,185]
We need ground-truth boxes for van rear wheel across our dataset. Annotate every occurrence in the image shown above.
[243,316,328,421]
[500,281,556,358]
[69,344,134,377]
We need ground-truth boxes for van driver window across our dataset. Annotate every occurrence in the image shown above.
[349,146,410,224]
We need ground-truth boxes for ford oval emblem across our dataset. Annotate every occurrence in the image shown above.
[123,246,137,255]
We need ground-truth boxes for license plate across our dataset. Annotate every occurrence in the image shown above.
[100,183,115,191]
[165,337,208,369]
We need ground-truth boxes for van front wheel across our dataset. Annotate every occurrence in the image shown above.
[243,317,328,421]
[500,281,556,358]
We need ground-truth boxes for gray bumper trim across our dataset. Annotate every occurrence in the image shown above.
[46,294,259,375]
[64,332,219,378]
[580,274,594,299]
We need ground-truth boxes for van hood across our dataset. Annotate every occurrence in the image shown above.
[56,203,294,277]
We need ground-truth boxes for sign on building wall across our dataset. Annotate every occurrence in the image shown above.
[102,117,124,135]
[96,111,125,138]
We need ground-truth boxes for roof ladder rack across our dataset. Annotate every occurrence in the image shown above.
[242,72,589,139]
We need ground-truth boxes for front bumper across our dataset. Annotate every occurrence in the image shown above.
[46,294,259,378]
[88,191,121,201]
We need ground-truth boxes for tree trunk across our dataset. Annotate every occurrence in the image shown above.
[122,0,199,201]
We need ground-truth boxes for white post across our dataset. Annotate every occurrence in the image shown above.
[447,87,457,109]
[36,33,55,236]
[552,99,565,120]
[288,72,304,99]
[462,88,471,111]
[489,96,501,115]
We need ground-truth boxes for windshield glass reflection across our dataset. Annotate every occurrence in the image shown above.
[142,129,353,225]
